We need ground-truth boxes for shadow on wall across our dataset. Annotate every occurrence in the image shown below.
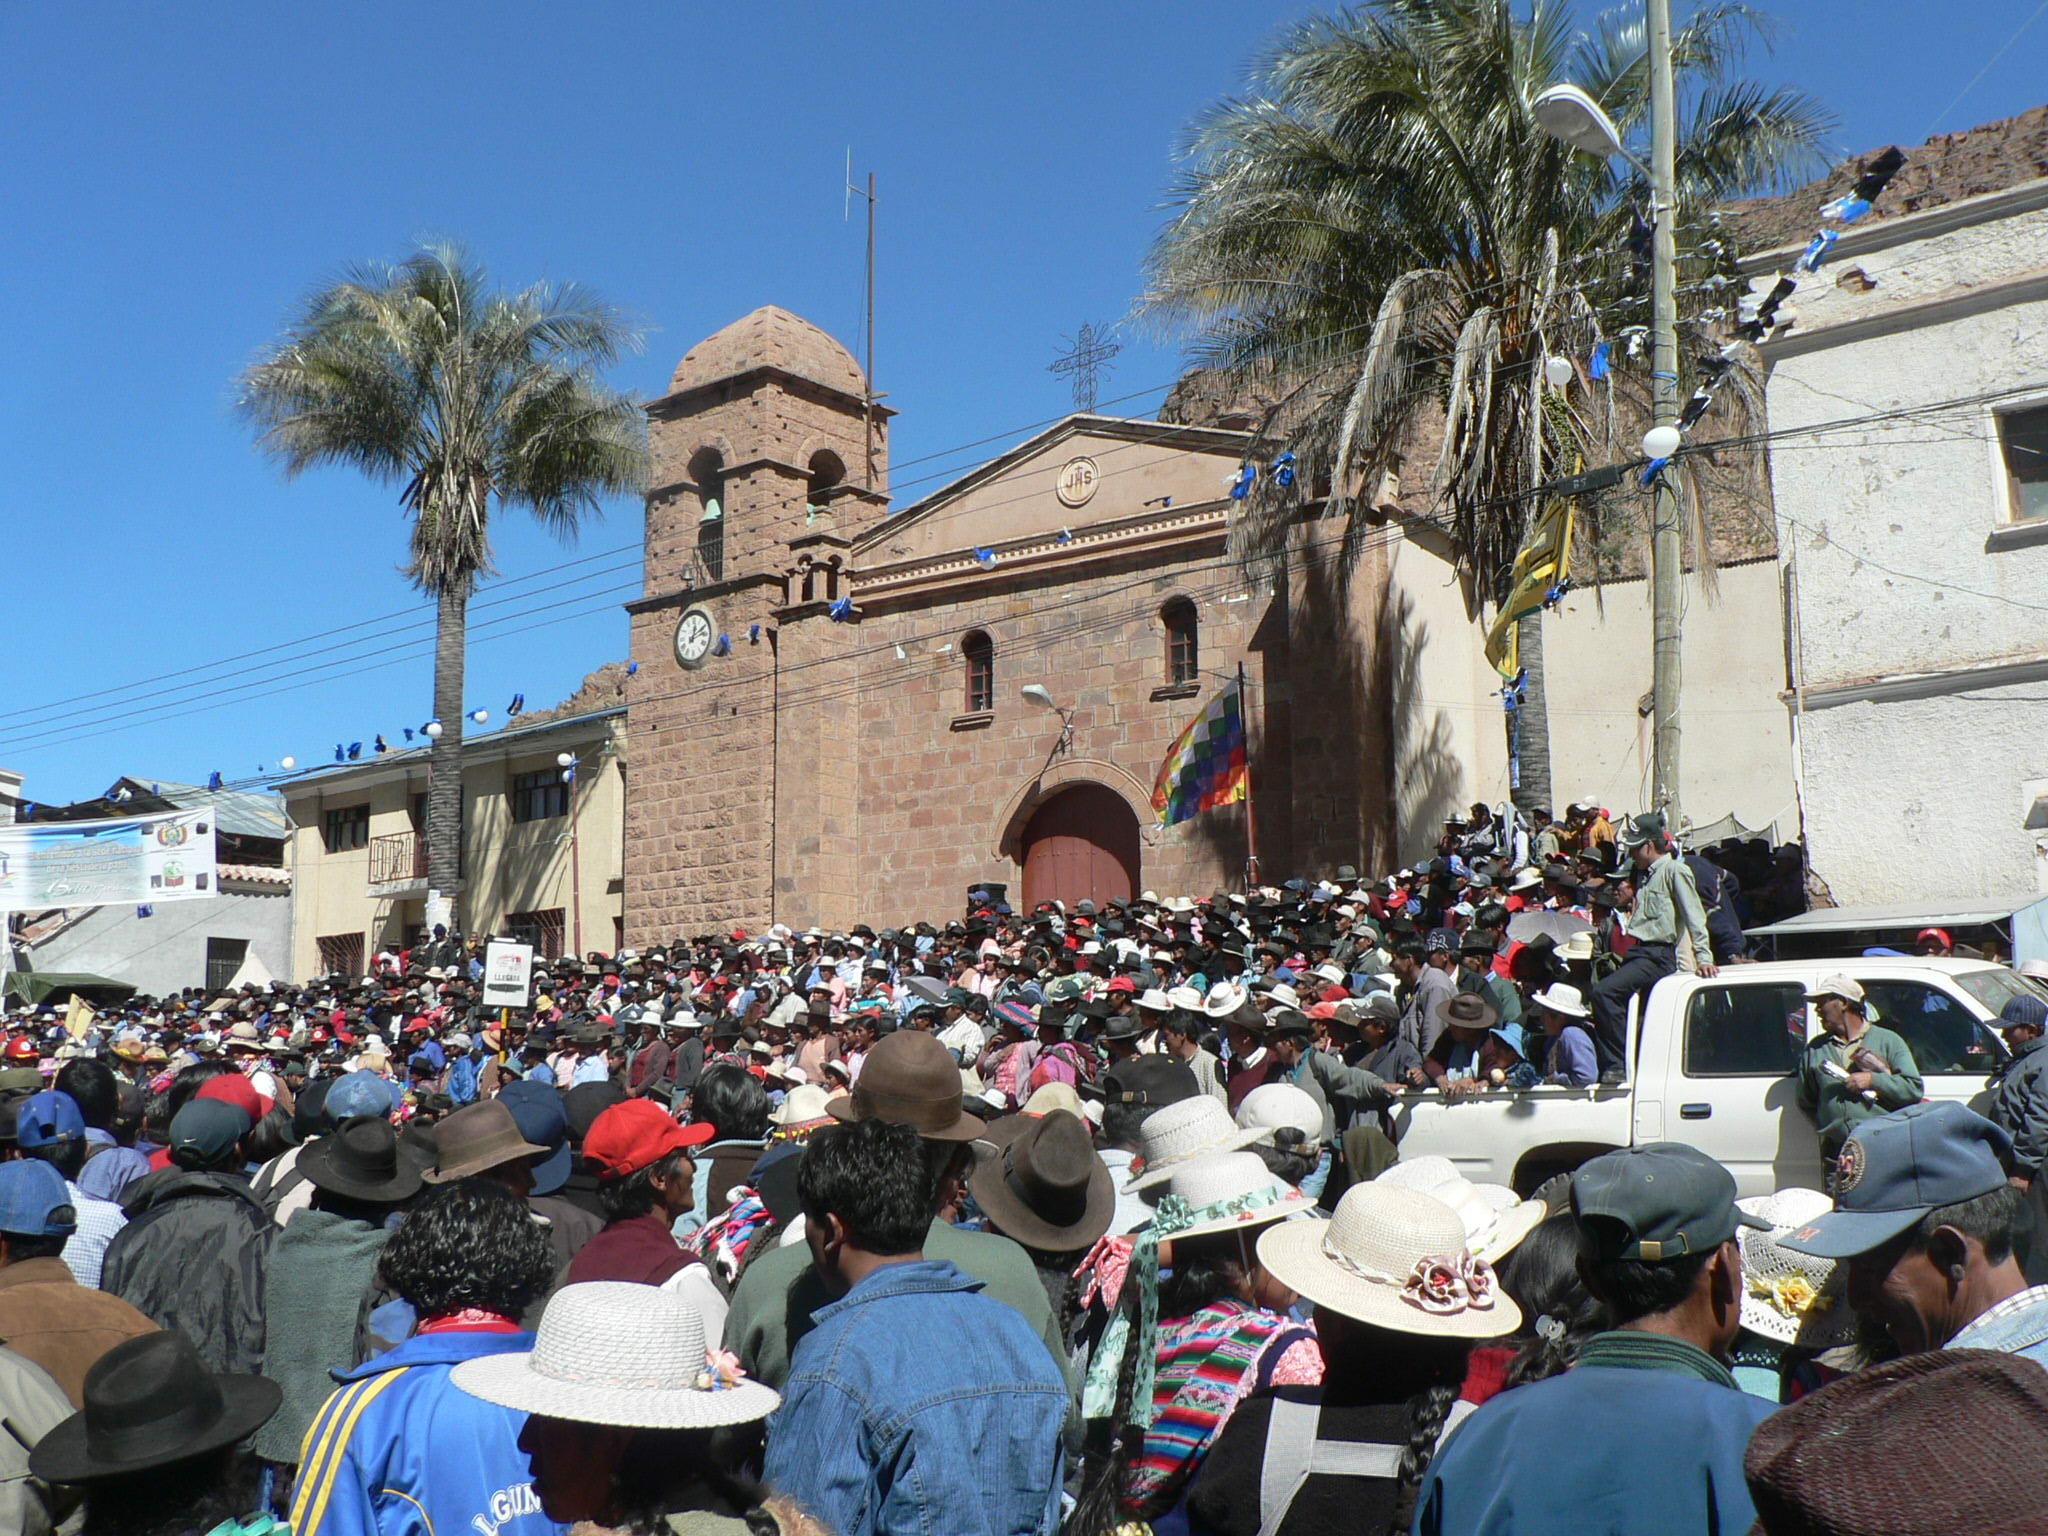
[1378,582,1465,860]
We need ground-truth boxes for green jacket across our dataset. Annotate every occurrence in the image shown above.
[1797,1023,1923,1152]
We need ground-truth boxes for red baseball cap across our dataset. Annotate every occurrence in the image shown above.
[1106,976,1138,995]
[582,1100,715,1180]
[197,1073,274,1124]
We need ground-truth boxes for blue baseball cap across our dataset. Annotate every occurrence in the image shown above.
[496,1079,572,1196]
[14,1091,85,1151]
[1780,1102,2013,1260]
[1999,994,2048,1032]
[1572,1142,1767,1262]
[0,1159,76,1238]
[325,1070,397,1121]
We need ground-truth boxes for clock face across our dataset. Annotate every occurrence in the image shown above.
[674,605,716,669]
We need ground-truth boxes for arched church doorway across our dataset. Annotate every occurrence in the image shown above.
[1020,783,1140,911]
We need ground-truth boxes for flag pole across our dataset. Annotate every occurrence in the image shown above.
[1239,661,1260,893]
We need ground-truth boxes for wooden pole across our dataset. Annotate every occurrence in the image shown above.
[1239,661,1260,892]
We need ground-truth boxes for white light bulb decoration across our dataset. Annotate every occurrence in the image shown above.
[556,752,574,768]
[423,720,443,739]
[470,709,489,725]
[1642,425,1682,459]
[1543,356,1574,388]
[279,756,296,771]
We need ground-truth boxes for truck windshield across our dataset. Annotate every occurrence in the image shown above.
[1956,967,2044,1015]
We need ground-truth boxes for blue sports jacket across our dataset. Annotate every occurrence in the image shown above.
[290,1329,564,1536]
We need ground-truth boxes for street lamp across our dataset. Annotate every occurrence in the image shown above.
[1531,84,1644,172]
[1020,685,1076,757]
[1534,7,1685,825]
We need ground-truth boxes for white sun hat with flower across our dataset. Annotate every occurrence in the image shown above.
[1735,1188,1857,1349]
[1258,1182,1521,1340]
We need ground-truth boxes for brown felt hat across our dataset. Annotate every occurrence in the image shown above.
[825,1030,985,1141]
[419,1099,549,1184]
[968,1109,1114,1251]
[1743,1348,2048,1535]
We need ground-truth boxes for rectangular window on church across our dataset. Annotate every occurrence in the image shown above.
[1165,599,1199,685]
[510,768,570,823]
[963,632,994,713]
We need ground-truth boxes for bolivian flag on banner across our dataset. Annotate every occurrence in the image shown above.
[1484,497,1575,679]
[1151,679,1249,826]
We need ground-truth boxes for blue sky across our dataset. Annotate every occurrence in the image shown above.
[2,1,2042,802]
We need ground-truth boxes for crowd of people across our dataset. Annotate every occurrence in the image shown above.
[0,799,2043,1534]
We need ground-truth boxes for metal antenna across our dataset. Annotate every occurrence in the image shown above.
[1049,322,1120,413]
[847,161,878,489]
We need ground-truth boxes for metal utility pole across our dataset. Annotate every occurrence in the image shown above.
[1647,0,1683,824]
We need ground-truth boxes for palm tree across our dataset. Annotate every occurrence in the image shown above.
[240,243,646,914]
[1139,0,1832,814]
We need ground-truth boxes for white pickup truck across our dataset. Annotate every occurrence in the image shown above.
[1388,958,2038,1197]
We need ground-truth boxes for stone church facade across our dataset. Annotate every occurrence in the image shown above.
[621,306,1399,937]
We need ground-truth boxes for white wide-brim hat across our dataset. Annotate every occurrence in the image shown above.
[1375,1156,1544,1265]
[770,1083,832,1125]
[1202,983,1251,1020]
[1125,1096,1269,1190]
[1736,1189,1857,1349]
[1259,1183,1522,1340]
[1531,983,1592,1019]
[452,1282,780,1429]
[1235,1083,1324,1147]
[1157,1152,1321,1243]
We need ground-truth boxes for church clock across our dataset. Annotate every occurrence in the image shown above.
[673,603,717,670]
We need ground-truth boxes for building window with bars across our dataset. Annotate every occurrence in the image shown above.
[316,932,364,978]
[205,937,248,992]
[510,768,570,823]
[322,804,370,853]
[1163,598,1199,685]
[507,907,567,959]
[963,631,994,713]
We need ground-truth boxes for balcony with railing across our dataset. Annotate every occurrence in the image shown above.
[366,831,429,894]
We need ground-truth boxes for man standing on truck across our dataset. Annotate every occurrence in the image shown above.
[1392,934,1458,1058]
[1589,815,1716,1086]
[1796,976,1923,1172]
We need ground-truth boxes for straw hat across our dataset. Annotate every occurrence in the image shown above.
[1158,1152,1319,1243]
[1259,1183,1522,1339]
[1019,1081,1086,1119]
[451,1282,779,1429]
[1123,1096,1269,1190]
[1234,1083,1325,1148]
[770,1083,832,1126]
[1735,1189,1857,1349]
[1374,1157,1544,1265]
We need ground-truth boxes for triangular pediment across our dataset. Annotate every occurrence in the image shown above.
[854,415,1250,567]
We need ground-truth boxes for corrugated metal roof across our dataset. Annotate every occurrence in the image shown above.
[144,780,290,841]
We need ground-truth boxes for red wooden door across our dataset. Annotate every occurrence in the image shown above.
[1021,784,1140,911]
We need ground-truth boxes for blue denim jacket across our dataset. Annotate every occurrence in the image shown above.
[1947,1286,2048,1367]
[763,1258,1066,1536]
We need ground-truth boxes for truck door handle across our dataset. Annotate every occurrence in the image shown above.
[1679,1103,1712,1120]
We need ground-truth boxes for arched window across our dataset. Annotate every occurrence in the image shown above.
[1163,598,1198,685]
[963,631,994,713]
[690,448,725,582]
[807,450,846,516]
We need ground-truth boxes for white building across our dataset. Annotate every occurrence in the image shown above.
[1753,167,2048,904]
